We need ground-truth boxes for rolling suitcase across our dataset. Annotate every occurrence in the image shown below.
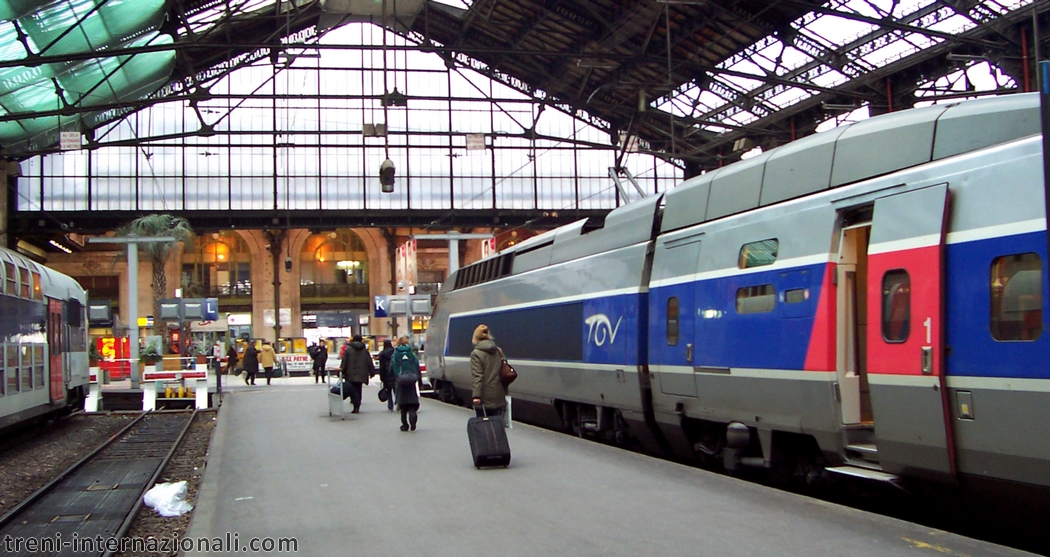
[467,408,511,468]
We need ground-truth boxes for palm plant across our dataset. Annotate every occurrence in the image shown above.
[114,214,194,320]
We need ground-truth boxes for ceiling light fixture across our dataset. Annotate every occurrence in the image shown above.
[49,240,72,254]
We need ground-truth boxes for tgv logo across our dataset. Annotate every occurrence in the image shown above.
[585,314,623,347]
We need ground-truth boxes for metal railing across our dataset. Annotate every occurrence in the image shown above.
[299,283,369,300]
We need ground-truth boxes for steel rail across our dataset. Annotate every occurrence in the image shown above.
[0,411,148,529]
[101,408,200,557]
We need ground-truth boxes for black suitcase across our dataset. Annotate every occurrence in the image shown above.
[467,414,511,468]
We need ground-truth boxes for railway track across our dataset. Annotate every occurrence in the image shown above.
[0,410,196,557]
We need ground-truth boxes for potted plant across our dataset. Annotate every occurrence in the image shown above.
[189,341,209,365]
[88,342,101,367]
[140,345,162,367]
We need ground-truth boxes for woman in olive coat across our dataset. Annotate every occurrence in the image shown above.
[470,324,506,417]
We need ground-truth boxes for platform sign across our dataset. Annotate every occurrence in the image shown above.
[409,295,431,316]
[374,296,389,318]
[466,133,485,150]
[60,131,80,150]
[388,297,408,316]
[204,298,219,320]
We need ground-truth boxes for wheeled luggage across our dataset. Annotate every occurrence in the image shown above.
[467,410,511,468]
[328,380,345,420]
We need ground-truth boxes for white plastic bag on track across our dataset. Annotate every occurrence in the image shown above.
[143,481,194,517]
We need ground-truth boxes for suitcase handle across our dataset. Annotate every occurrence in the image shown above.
[473,404,488,418]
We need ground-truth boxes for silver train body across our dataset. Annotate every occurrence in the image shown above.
[0,245,89,431]
[426,93,1050,489]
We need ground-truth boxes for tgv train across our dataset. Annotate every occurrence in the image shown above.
[0,245,89,431]
[426,92,1049,489]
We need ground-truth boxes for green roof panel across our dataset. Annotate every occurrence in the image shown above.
[0,0,173,154]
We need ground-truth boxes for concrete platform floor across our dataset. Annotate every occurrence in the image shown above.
[183,376,1034,556]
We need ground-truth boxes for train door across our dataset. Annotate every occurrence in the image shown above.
[865,184,955,478]
[48,299,64,402]
[836,224,872,425]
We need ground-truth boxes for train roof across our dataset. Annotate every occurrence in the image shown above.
[0,245,86,304]
[661,93,1041,233]
[449,93,1040,291]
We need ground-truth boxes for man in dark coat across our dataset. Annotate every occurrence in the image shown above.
[311,342,329,383]
[242,342,259,385]
[339,334,374,413]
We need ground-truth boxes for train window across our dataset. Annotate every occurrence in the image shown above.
[31,272,42,300]
[736,284,775,313]
[784,288,808,304]
[6,346,17,393]
[738,239,779,269]
[33,346,44,389]
[881,270,911,343]
[21,347,32,391]
[991,253,1042,341]
[4,261,14,294]
[19,267,30,298]
[666,297,680,345]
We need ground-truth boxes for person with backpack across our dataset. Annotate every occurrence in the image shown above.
[392,336,421,431]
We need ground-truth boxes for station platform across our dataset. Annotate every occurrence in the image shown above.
[181,377,1032,557]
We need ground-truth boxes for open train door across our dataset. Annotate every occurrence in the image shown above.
[866,183,955,480]
[48,298,65,403]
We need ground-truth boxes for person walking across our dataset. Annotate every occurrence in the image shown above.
[312,342,329,383]
[225,343,238,375]
[392,336,421,431]
[339,334,374,413]
[242,342,259,385]
[377,340,395,411]
[212,342,224,375]
[470,324,507,418]
[258,340,277,385]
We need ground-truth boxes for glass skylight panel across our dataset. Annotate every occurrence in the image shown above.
[925,13,977,33]
[859,33,923,68]
[775,46,814,74]
[766,88,811,109]
[810,68,849,89]
[802,14,876,45]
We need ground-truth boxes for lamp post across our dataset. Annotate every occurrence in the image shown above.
[88,235,175,389]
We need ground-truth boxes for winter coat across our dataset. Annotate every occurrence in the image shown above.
[242,345,259,373]
[377,346,395,386]
[340,341,374,383]
[226,346,238,368]
[470,339,506,409]
[258,344,277,368]
[392,345,420,407]
[314,345,328,366]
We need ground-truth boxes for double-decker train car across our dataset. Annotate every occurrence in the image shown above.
[426,92,1049,490]
[0,245,89,431]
